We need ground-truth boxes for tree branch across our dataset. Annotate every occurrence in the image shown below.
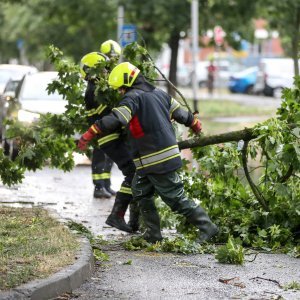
[280,165,294,183]
[178,127,255,150]
[241,141,269,211]
[178,124,298,150]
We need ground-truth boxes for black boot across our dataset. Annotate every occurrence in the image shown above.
[104,179,116,196]
[94,187,112,199]
[140,198,163,243]
[186,206,218,243]
[128,199,140,232]
[105,193,132,232]
[167,196,218,243]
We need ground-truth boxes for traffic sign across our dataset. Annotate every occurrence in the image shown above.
[16,38,24,50]
[121,24,137,47]
[214,26,224,46]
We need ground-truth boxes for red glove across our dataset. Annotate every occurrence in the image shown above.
[77,124,101,151]
[190,116,202,134]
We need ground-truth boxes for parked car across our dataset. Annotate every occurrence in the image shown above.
[228,66,258,94]
[0,64,38,94]
[0,64,38,143]
[2,71,67,158]
[253,58,295,98]
[196,60,243,88]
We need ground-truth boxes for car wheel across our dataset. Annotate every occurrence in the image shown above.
[245,85,254,95]
[273,87,283,99]
[199,80,207,87]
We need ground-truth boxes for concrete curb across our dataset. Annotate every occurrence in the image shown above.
[0,236,95,300]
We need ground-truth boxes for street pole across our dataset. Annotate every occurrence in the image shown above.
[191,0,199,112]
[117,5,124,43]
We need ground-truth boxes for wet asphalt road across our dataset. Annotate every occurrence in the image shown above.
[1,164,299,300]
[0,161,125,237]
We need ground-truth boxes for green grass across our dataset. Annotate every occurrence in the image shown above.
[0,207,79,290]
[194,99,276,119]
[178,99,277,135]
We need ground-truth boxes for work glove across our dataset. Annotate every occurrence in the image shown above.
[190,115,202,135]
[77,124,101,151]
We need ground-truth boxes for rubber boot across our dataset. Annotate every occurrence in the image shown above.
[139,198,163,243]
[167,197,218,243]
[105,193,132,232]
[94,186,111,199]
[104,179,116,196]
[128,199,140,232]
[187,206,219,243]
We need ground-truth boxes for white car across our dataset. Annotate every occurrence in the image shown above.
[15,71,67,122]
[2,71,67,158]
[0,64,38,95]
[253,58,295,98]
[0,64,38,140]
[196,60,243,88]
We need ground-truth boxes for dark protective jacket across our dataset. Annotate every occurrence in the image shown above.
[95,75,194,175]
[84,80,121,145]
[84,81,111,124]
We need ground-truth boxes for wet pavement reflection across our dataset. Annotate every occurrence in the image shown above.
[0,163,128,238]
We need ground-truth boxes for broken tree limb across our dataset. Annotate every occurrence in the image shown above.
[178,123,298,150]
[178,127,256,150]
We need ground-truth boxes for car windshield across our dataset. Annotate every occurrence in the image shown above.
[20,73,63,101]
[4,80,20,93]
[0,69,27,84]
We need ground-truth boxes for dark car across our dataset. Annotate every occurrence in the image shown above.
[228,66,258,94]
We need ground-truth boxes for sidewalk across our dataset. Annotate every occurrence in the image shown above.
[0,166,299,299]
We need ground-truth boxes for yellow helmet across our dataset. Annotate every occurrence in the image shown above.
[100,40,121,58]
[80,52,107,80]
[108,62,140,90]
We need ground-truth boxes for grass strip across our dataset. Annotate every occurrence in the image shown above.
[0,206,79,290]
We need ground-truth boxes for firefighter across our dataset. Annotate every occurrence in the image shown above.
[78,62,219,243]
[80,51,139,233]
[100,39,122,59]
[81,52,115,199]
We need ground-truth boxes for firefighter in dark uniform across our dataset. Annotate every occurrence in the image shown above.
[80,50,139,233]
[83,59,115,198]
[78,62,219,243]
[81,40,123,198]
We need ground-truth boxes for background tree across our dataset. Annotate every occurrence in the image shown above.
[257,0,300,76]
[0,0,119,64]
[122,0,258,94]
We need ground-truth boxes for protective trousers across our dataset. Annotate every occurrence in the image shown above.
[92,147,114,194]
[132,171,218,243]
[101,137,139,232]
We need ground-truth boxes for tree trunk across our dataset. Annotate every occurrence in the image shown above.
[167,32,180,96]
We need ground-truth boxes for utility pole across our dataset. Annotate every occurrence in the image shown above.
[191,0,199,112]
[117,5,124,43]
